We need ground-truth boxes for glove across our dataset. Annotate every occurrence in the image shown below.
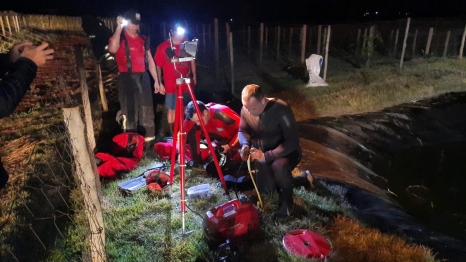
[240,145,250,161]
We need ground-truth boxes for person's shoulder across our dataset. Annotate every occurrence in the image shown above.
[156,39,170,48]
[270,98,289,107]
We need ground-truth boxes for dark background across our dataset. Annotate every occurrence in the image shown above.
[1,0,466,24]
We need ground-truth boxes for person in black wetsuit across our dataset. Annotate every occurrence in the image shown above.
[0,41,54,188]
[238,84,308,221]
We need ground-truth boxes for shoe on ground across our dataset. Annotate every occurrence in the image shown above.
[274,202,291,222]
[293,170,315,191]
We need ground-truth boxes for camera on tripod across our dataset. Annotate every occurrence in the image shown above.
[166,26,199,62]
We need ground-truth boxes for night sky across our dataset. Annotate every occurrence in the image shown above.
[1,0,466,24]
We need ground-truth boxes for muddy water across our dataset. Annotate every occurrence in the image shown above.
[297,92,466,261]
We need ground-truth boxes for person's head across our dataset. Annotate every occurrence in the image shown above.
[123,9,141,34]
[185,101,209,125]
[171,22,187,44]
[241,84,268,116]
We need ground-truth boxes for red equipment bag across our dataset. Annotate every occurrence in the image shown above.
[95,132,144,179]
[203,199,260,246]
[153,141,193,162]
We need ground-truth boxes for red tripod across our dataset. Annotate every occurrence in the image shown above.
[168,76,231,235]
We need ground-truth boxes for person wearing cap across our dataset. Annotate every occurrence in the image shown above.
[184,100,241,167]
[108,9,162,142]
[239,84,309,222]
[154,24,197,136]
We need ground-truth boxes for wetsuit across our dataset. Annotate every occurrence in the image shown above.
[238,98,302,210]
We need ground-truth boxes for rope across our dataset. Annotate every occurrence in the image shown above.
[247,156,263,209]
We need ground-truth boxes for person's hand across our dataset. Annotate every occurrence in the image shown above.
[240,145,250,161]
[154,83,166,95]
[221,144,230,153]
[20,42,54,66]
[116,16,125,30]
[8,41,33,63]
[192,75,197,86]
[250,148,265,162]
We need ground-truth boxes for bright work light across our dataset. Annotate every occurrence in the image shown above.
[176,27,186,35]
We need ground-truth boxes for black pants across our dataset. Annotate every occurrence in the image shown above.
[254,150,301,208]
[0,162,8,189]
[118,72,155,137]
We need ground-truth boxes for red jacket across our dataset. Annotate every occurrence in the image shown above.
[184,103,241,164]
[110,30,147,73]
[154,39,193,94]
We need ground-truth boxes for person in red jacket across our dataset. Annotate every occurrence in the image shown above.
[108,9,162,142]
[154,24,196,135]
[184,101,241,167]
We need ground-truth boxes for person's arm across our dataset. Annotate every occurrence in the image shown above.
[190,60,197,86]
[108,17,124,54]
[0,53,10,77]
[0,42,53,118]
[238,107,253,160]
[154,45,166,93]
[0,58,37,118]
[263,105,300,163]
[147,50,165,94]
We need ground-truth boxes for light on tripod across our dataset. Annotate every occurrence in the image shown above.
[176,26,186,35]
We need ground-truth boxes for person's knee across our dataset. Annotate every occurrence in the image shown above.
[271,158,289,173]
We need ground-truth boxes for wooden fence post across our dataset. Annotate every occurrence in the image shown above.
[425,27,434,55]
[323,25,331,82]
[288,27,293,55]
[356,28,361,55]
[412,29,418,58]
[229,32,234,95]
[400,18,411,70]
[265,26,268,49]
[393,28,400,58]
[317,25,322,55]
[0,16,5,37]
[260,23,264,65]
[6,15,12,36]
[361,28,368,55]
[443,30,451,58]
[301,24,307,64]
[459,24,466,60]
[62,107,106,262]
[74,46,96,151]
[97,64,108,112]
[214,19,219,80]
[366,26,375,68]
[322,27,327,55]
[248,25,251,55]
[277,26,281,60]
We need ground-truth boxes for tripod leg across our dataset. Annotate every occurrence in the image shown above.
[185,82,230,199]
[169,96,180,185]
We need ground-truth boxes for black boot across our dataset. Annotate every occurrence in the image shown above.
[274,201,292,222]
[292,170,314,191]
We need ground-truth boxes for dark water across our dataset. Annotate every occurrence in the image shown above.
[373,141,466,242]
[299,92,466,261]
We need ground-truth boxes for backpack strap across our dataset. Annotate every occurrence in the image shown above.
[120,31,150,72]
[120,30,132,73]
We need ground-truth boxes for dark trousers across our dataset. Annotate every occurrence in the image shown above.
[118,72,155,137]
[254,150,301,208]
[0,162,8,189]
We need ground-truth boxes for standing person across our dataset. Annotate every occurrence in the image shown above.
[1,41,54,188]
[184,101,241,167]
[154,24,197,136]
[238,84,309,221]
[108,9,163,142]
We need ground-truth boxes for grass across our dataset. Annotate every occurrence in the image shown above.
[273,58,466,121]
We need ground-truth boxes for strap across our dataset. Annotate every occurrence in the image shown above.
[120,31,132,73]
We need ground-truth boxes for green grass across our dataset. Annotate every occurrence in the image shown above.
[273,58,466,121]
